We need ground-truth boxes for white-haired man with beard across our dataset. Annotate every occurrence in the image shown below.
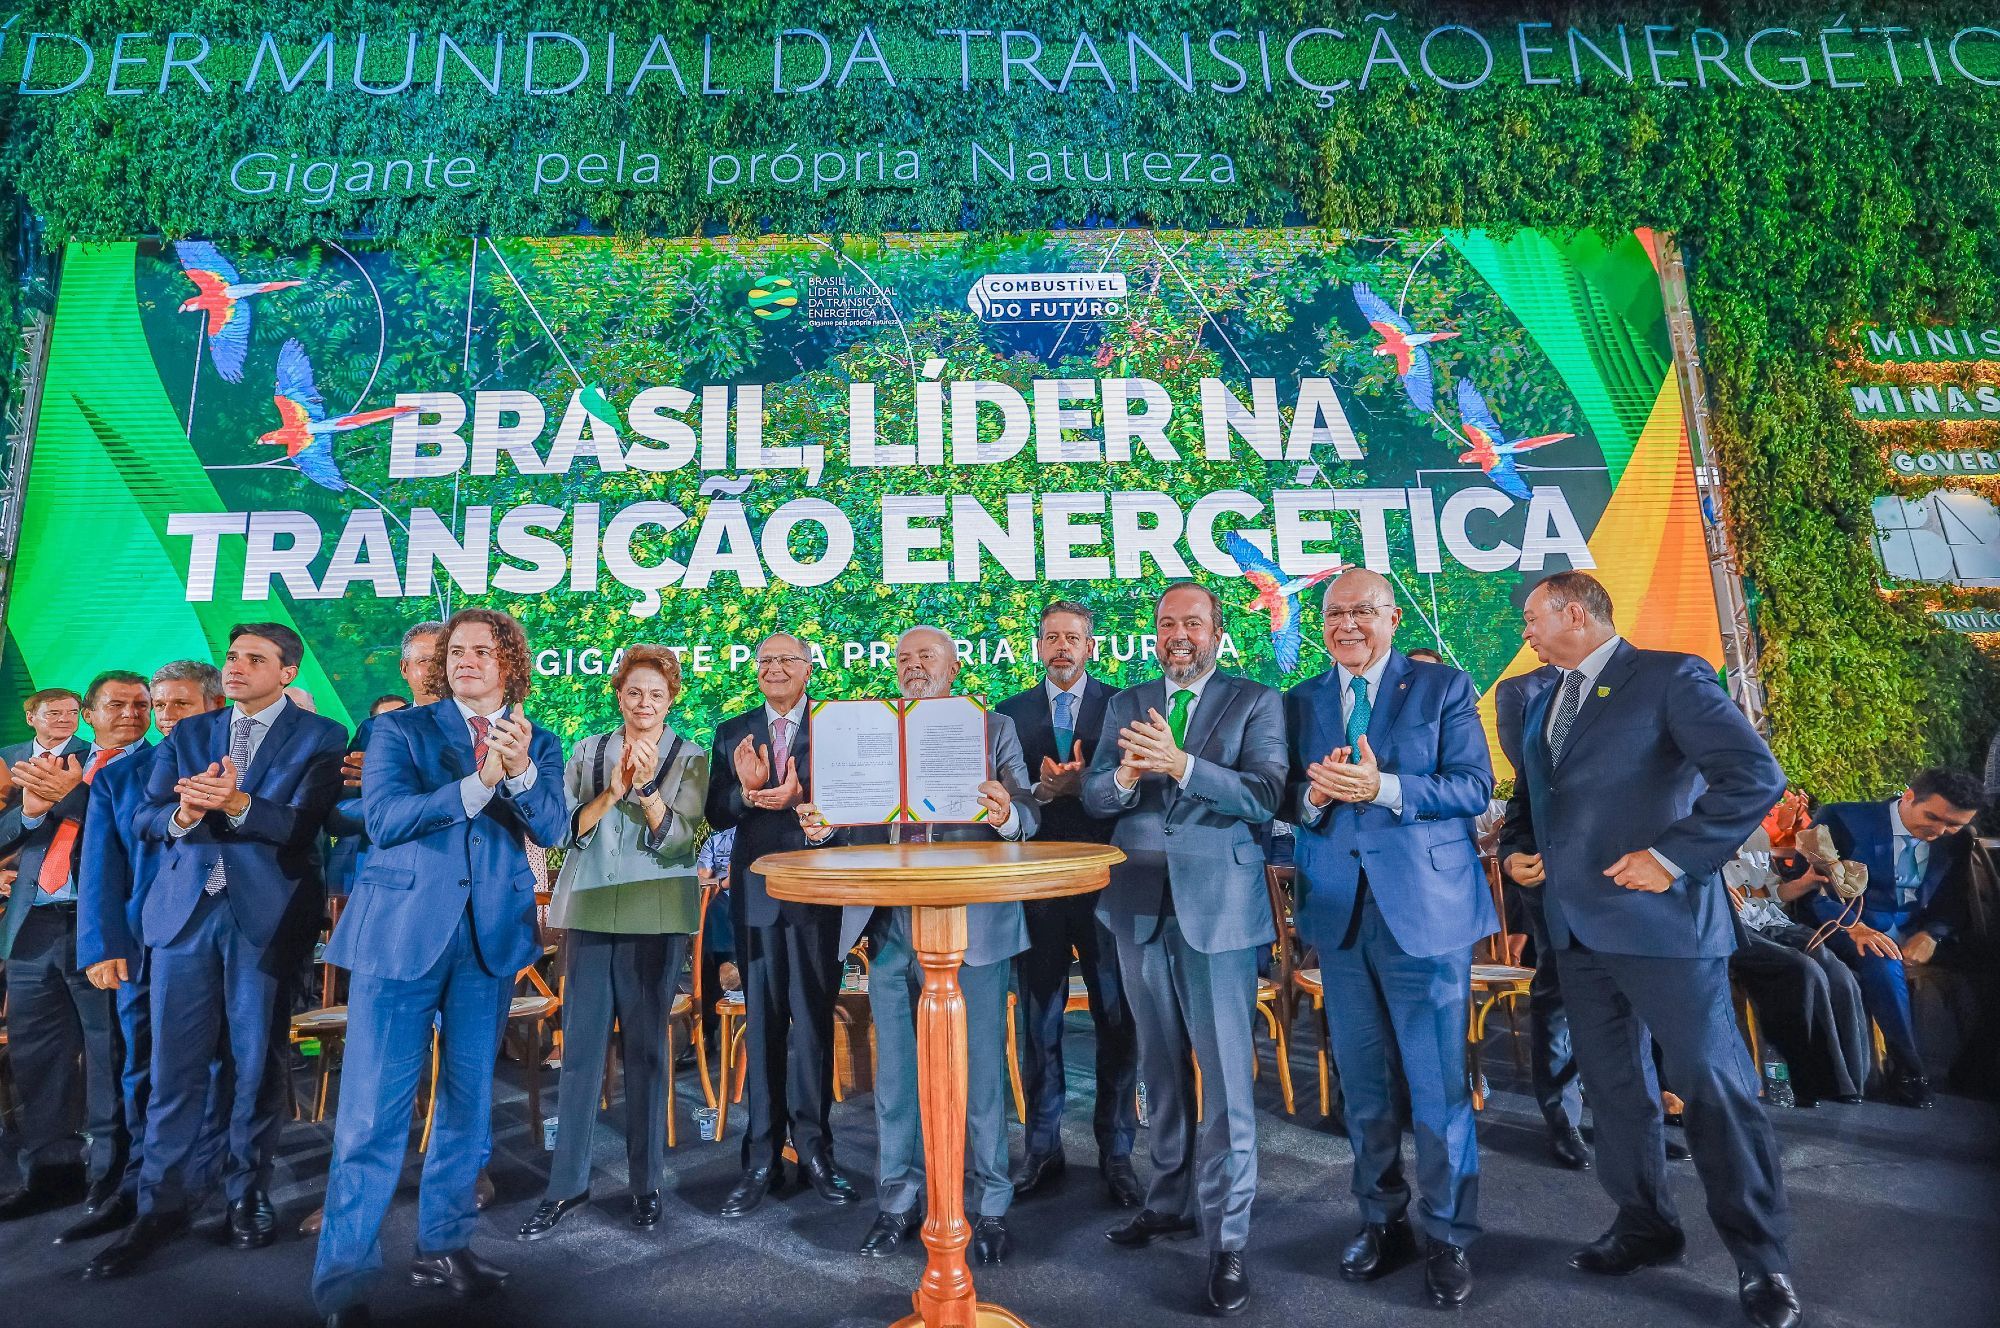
[797,626,1039,1266]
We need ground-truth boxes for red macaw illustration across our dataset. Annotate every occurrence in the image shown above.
[257,339,412,492]
[1223,532,1348,672]
[1353,282,1458,414]
[1455,378,1573,501]
[174,240,301,384]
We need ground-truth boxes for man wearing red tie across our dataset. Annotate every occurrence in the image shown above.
[0,671,153,1223]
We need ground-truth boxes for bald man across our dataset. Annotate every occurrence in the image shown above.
[1285,570,1494,1309]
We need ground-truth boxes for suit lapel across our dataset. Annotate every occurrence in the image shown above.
[242,703,303,792]
[1181,672,1236,767]
[1554,641,1637,768]
[1522,680,1556,791]
[1364,652,1412,752]
[430,700,473,779]
[1020,684,1058,766]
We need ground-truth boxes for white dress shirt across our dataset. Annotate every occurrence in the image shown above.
[456,698,539,817]
[168,694,291,839]
[1888,798,1929,910]
[1298,652,1403,824]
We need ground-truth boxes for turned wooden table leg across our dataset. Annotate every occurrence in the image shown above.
[908,904,977,1328]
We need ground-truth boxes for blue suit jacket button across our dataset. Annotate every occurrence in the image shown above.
[460,878,471,887]
[471,835,481,846]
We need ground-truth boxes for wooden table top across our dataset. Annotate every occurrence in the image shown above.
[754,841,1125,908]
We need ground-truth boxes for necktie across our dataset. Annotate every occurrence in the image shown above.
[1547,670,1585,764]
[37,748,113,894]
[1166,689,1193,748]
[1896,837,1922,907]
[771,715,791,783]
[468,714,491,768]
[1344,674,1371,761]
[204,716,257,896]
[1052,690,1076,762]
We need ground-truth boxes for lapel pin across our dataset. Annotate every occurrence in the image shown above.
[1398,682,1408,690]
[1596,686,1610,698]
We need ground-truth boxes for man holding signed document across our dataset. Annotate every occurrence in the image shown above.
[798,625,1038,1265]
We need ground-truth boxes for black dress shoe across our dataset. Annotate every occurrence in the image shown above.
[1425,1240,1473,1308]
[83,1172,122,1214]
[721,1164,783,1218]
[971,1215,1011,1265]
[324,1306,373,1328]
[632,1192,663,1228]
[1665,1136,1692,1162]
[1885,1073,1935,1109]
[1340,1219,1418,1282]
[1568,1228,1687,1276]
[83,1210,189,1280]
[0,1164,87,1222]
[56,1191,136,1245]
[1206,1250,1250,1317]
[517,1192,589,1240]
[1739,1271,1803,1328]
[475,1168,497,1210]
[228,1188,277,1249]
[1107,1208,1198,1248]
[802,1154,858,1205]
[409,1247,510,1297]
[1832,1093,1866,1105]
[860,1208,921,1257]
[1548,1125,1592,1171]
[1101,1156,1143,1208]
[1011,1149,1066,1196]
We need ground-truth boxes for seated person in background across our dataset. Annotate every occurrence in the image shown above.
[1723,810,1869,1106]
[367,696,408,718]
[1798,769,1982,1108]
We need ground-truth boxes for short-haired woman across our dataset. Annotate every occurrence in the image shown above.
[518,645,709,1238]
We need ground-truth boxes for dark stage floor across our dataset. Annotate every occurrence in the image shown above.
[3,1013,1995,1327]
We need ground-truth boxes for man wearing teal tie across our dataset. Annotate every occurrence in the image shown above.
[1084,583,1286,1318]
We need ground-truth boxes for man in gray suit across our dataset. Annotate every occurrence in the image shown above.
[1083,583,1285,1318]
[798,625,1038,1265]
[1501,572,1799,1328]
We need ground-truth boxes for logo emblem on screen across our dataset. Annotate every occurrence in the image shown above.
[746,275,799,320]
[967,272,1127,324]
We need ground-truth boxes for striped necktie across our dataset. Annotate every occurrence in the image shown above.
[203,716,257,896]
[1547,671,1585,764]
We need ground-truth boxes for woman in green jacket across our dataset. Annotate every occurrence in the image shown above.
[519,645,708,1238]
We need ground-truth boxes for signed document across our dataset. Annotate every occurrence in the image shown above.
[809,696,991,827]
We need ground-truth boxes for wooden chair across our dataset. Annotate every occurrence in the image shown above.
[288,895,350,1122]
[664,883,721,1144]
[1274,865,1338,1118]
[1467,856,1534,1110]
[833,942,873,1102]
[1257,866,1298,1115]
[423,954,562,1154]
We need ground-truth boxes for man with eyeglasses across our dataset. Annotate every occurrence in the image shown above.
[1286,570,1494,1310]
[706,632,857,1217]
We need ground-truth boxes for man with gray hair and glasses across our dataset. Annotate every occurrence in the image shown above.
[797,625,1039,1266]
[708,631,858,1219]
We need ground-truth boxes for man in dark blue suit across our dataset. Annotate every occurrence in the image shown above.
[1500,572,1798,1328]
[311,608,567,1327]
[1803,769,1981,1109]
[1286,569,1493,1309]
[1494,663,1590,1170]
[0,671,153,1225]
[324,622,443,897]
[994,600,1140,1208]
[88,625,347,1279]
[62,661,228,1247]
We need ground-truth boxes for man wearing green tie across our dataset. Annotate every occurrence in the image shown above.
[1083,583,1287,1318]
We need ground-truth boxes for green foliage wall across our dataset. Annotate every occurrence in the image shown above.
[4,2,1999,797]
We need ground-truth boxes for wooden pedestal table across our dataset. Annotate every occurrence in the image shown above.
[754,842,1124,1328]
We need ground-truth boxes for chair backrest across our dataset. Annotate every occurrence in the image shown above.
[1478,854,1514,964]
[1264,864,1300,984]
[689,881,719,1005]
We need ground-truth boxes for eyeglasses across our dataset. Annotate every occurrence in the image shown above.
[1324,605,1392,625]
[756,654,808,668]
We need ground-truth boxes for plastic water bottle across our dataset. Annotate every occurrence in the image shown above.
[1135,1081,1149,1128]
[1763,1060,1795,1109]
